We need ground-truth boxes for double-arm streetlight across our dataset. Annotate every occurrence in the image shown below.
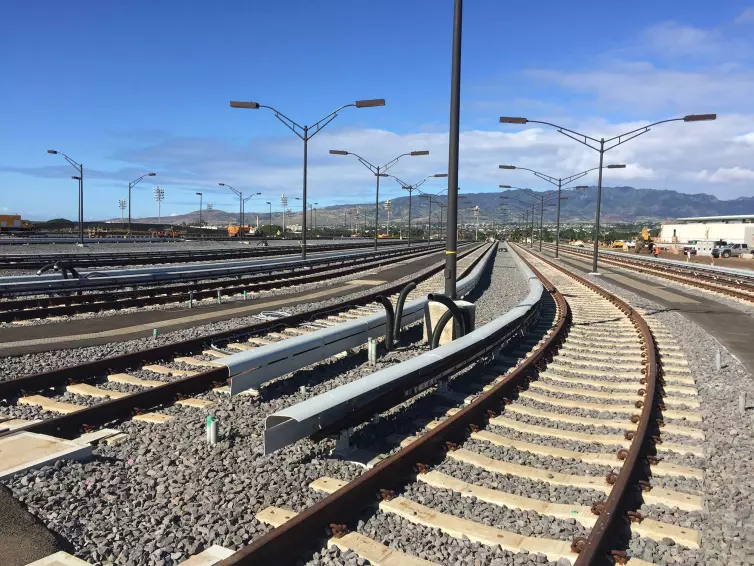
[501,188,559,250]
[230,98,384,258]
[47,149,85,244]
[125,172,157,234]
[500,164,624,258]
[417,188,448,244]
[329,149,429,250]
[499,113,716,272]
[218,183,261,235]
[387,173,447,246]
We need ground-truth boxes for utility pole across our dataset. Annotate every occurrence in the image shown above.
[118,200,126,221]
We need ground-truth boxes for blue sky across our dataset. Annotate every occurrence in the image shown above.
[2,0,754,221]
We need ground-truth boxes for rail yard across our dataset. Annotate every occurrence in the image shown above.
[0,237,752,566]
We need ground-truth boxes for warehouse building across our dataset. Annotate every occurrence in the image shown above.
[658,215,754,247]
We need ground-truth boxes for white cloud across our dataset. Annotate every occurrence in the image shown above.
[735,8,754,23]
[734,132,754,145]
[528,65,754,113]
[691,167,754,183]
[641,22,722,58]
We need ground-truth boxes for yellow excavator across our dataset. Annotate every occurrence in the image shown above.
[634,227,654,253]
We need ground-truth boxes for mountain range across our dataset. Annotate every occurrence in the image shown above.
[107,185,754,227]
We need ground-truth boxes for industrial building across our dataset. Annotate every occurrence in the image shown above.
[658,215,754,248]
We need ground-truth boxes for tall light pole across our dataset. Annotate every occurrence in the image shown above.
[126,172,156,234]
[499,113,716,272]
[329,149,429,250]
[500,165,624,258]
[206,203,213,227]
[153,186,165,223]
[445,0,463,298]
[242,192,263,234]
[230,98,384,259]
[387,173,447,247]
[218,183,242,229]
[265,201,272,235]
[118,199,126,221]
[47,149,85,244]
[196,192,203,229]
[307,202,318,233]
[280,194,288,235]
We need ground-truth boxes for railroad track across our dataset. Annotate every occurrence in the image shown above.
[0,243,490,438]
[0,244,445,322]
[541,242,754,303]
[0,240,406,270]
[219,245,704,566]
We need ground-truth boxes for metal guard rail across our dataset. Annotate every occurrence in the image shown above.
[223,243,499,397]
[260,244,540,453]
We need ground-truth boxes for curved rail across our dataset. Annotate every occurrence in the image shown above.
[218,245,661,566]
[516,245,661,565]
[544,242,754,302]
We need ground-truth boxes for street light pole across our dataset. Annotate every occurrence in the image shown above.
[445,0,463,298]
[500,164,624,258]
[266,201,272,235]
[230,98,384,259]
[126,172,157,235]
[218,183,243,231]
[47,150,86,244]
[387,173,447,248]
[196,192,203,229]
[499,113,716,271]
[329,149,429,251]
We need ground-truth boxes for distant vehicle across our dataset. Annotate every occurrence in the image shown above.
[712,243,749,258]
[228,225,259,237]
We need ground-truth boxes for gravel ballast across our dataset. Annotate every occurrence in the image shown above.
[1,243,531,564]
[524,249,754,566]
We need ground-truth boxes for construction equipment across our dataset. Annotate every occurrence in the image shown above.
[228,224,257,237]
[634,227,654,253]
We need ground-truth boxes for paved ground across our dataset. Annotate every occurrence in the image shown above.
[0,483,66,566]
[608,247,754,271]
[540,247,754,373]
[0,247,453,355]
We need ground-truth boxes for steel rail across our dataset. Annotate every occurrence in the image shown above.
[0,245,445,321]
[2,244,489,439]
[543,243,754,303]
[0,240,407,270]
[516,245,660,566]
[549,242,754,283]
[216,250,567,566]
[0,246,444,297]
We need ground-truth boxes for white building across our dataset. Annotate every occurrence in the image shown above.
[658,215,754,247]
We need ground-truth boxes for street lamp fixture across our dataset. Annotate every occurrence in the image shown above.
[127,172,156,234]
[387,172,447,247]
[498,113,715,271]
[48,149,84,244]
[230,97,384,258]
[329,148,429,250]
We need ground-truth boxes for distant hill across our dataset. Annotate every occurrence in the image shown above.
[107,186,754,226]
